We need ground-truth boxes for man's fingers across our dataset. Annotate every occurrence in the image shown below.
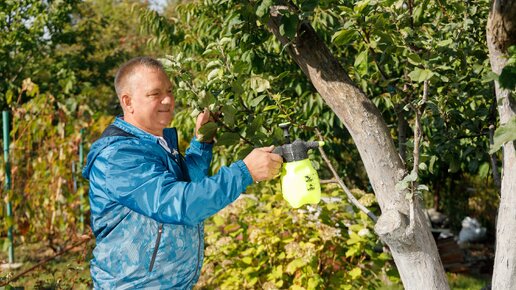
[270,153,283,163]
[257,145,275,153]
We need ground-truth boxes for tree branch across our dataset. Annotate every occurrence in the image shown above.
[315,129,378,222]
[405,80,429,238]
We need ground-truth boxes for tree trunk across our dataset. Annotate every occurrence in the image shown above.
[486,0,516,288]
[268,9,449,289]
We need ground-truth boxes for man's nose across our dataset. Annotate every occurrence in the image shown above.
[162,95,174,105]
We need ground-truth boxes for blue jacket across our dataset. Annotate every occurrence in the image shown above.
[82,117,253,289]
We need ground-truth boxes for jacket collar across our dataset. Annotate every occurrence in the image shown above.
[113,116,178,150]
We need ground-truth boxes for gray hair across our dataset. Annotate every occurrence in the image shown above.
[114,56,165,97]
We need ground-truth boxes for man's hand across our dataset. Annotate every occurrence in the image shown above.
[243,146,283,182]
[195,108,216,142]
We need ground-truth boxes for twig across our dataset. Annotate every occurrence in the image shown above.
[406,80,429,237]
[320,179,337,184]
[314,129,378,222]
[0,235,92,287]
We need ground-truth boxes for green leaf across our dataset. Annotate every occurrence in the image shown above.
[395,180,409,191]
[478,162,490,178]
[256,0,273,17]
[203,48,218,57]
[222,104,238,127]
[354,0,370,13]
[216,132,240,146]
[407,53,422,66]
[286,258,305,274]
[349,267,362,280]
[212,215,225,226]
[250,95,267,107]
[206,60,222,69]
[499,65,516,90]
[437,39,453,47]
[198,122,218,142]
[408,68,434,82]
[207,68,222,81]
[429,155,437,174]
[279,13,298,38]
[332,29,357,46]
[490,116,516,154]
[482,71,499,83]
[354,50,369,74]
[250,76,270,93]
[405,171,418,182]
[5,216,14,228]
[242,257,253,264]
[198,91,216,108]
[413,4,424,24]
[6,89,13,105]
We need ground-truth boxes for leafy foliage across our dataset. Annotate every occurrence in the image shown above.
[0,0,80,109]
[196,183,397,289]
[0,0,161,114]
[0,0,164,243]
[0,79,105,245]
[143,0,498,230]
[140,0,366,188]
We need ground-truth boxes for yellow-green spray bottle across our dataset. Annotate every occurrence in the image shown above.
[273,123,324,208]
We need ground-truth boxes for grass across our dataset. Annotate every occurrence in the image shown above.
[378,273,490,290]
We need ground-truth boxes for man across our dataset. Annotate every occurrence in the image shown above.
[82,56,282,289]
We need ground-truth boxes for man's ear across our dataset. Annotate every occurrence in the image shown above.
[121,94,134,114]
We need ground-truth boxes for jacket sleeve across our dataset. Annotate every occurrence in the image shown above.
[184,137,213,181]
[102,140,253,226]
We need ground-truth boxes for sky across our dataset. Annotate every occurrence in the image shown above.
[148,0,169,13]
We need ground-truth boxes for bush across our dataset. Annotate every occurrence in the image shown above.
[196,182,398,289]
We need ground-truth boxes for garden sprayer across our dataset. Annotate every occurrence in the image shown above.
[272,123,324,208]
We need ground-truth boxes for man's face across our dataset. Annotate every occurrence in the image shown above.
[124,66,175,136]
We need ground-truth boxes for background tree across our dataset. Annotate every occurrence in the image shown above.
[486,0,516,288]
[0,0,160,248]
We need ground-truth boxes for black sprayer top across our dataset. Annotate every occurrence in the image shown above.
[272,123,323,162]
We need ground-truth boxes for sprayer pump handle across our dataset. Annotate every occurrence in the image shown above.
[279,122,291,144]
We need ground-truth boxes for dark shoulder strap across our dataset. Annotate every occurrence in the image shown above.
[99,124,137,139]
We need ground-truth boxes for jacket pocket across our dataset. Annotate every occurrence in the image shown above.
[148,223,163,272]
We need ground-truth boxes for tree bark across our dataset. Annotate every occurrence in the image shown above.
[487,1,516,288]
[268,9,449,289]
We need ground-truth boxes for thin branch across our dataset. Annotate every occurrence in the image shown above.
[406,80,429,237]
[315,129,378,222]
[0,235,92,287]
[320,178,337,184]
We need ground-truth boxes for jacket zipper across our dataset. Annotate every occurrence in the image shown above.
[149,223,163,272]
